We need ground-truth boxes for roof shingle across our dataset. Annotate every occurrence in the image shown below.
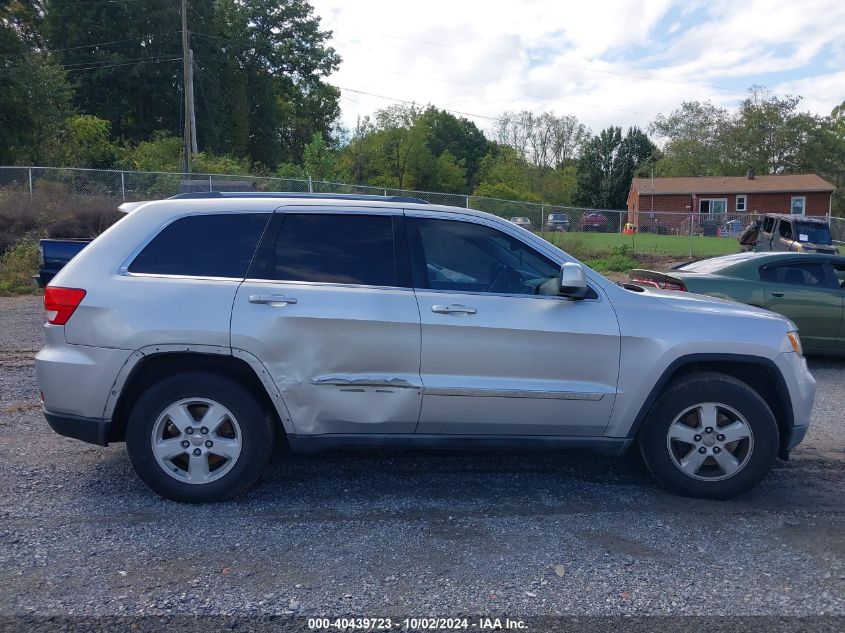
[631,174,835,195]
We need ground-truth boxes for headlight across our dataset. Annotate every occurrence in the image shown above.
[786,331,803,356]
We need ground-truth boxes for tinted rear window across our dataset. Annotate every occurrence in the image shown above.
[253,213,398,286]
[128,213,269,277]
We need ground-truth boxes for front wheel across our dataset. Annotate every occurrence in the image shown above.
[126,372,274,502]
[639,373,778,499]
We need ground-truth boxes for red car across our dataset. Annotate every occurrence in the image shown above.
[580,212,608,232]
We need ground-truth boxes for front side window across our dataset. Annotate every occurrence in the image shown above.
[791,196,806,215]
[762,217,776,233]
[408,217,561,296]
[761,262,829,288]
[778,220,793,240]
[128,213,270,278]
[251,213,399,286]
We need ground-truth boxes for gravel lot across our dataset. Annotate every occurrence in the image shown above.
[0,295,843,621]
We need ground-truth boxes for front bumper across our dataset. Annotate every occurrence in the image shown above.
[44,410,110,446]
[775,351,816,457]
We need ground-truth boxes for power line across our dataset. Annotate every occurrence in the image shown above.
[193,61,222,148]
[44,33,178,53]
[380,33,741,93]
[59,54,180,68]
[335,86,499,122]
[64,56,182,72]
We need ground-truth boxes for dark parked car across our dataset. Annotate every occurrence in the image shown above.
[546,212,571,232]
[580,212,608,232]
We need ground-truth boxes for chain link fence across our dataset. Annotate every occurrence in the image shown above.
[830,216,845,245]
[0,166,774,258]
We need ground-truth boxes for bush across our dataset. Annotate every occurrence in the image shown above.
[585,253,639,273]
[0,240,40,295]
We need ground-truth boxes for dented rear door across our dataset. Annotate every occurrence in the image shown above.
[230,207,422,435]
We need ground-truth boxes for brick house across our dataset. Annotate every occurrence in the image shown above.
[627,172,835,233]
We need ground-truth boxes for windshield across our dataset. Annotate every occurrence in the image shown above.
[549,214,568,220]
[795,222,832,245]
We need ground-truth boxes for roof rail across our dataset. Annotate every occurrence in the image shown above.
[168,191,431,204]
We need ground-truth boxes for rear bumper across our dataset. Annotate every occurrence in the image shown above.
[36,328,132,420]
[44,410,110,446]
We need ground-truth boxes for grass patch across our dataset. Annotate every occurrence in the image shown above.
[541,231,741,259]
[0,240,40,295]
[577,243,640,273]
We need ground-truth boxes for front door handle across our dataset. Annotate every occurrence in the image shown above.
[249,294,297,305]
[771,292,784,298]
[431,304,477,315]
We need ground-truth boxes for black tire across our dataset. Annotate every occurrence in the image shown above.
[639,372,778,499]
[126,371,274,502]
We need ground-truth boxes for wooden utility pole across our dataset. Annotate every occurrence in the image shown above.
[188,48,198,154]
[180,0,193,172]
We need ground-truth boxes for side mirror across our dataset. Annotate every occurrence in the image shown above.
[559,262,588,300]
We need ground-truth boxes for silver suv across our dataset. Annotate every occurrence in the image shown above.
[36,193,815,502]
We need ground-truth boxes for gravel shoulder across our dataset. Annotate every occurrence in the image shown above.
[0,296,843,618]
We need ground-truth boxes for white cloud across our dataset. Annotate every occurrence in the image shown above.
[310,0,845,135]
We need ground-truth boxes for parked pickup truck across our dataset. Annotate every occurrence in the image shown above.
[34,239,92,287]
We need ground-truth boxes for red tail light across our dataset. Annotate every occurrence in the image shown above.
[44,287,86,325]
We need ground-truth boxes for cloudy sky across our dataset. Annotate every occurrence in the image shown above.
[310,0,845,136]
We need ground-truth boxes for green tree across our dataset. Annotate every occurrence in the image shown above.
[303,131,336,181]
[650,101,732,176]
[44,0,341,168]
[726,87,821,174]
[52,114,117,168]
[574,126,656,209]
[417,107,488,188]
[433,151,466,193]
[0,1,72,163]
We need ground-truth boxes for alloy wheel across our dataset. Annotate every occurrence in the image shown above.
[666,402,754,481]
[150,398,242,484]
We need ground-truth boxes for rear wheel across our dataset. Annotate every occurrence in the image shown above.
[126,372,274,502]
[639,373,778,499]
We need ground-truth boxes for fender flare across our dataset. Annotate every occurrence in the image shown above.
[625,353,794,439]
[102,344,296,436]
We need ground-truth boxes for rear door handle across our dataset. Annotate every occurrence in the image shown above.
[249,294,297,305]
[431,304,477,315]
[771,292,784,298]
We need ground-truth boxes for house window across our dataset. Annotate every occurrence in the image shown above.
[699,199,727,214]
[736,195,747,212]
[791,196,806,215]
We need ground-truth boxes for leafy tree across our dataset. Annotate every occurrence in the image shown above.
[650,101,732,176]
[44,0,340,169]
[303,131,336,181]
[52,115,117,168]
[434,151,466,193]
[0,1,72,164]
[417,107,488,188]
[575,126,656,209]
[476,145,534,194]
[726,87,821,174]
[471,181,541,203]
